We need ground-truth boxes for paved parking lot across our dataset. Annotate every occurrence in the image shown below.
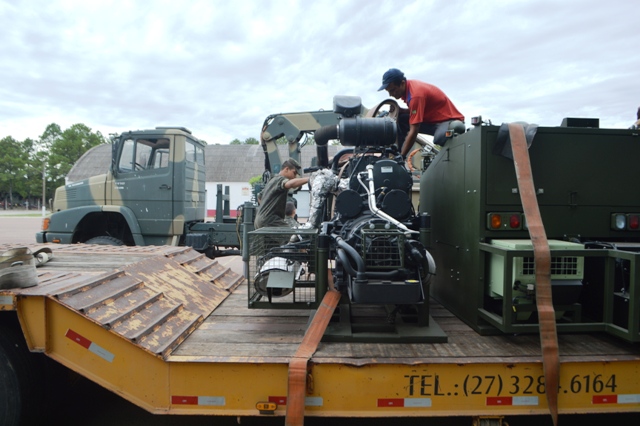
[0,214,43,245]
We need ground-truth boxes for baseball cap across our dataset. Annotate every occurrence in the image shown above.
[284,158,302,174]
[377,68,405,91]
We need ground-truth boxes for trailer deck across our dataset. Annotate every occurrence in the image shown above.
[1,244,639,420]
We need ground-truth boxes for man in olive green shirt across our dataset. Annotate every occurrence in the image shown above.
[254,159,309,229]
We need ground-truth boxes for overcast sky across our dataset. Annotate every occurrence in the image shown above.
[1,0,637,144]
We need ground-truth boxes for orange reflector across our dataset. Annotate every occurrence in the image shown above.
[52,239,61,243]
[490,214,502,229]
[41,217,50,231]
[256,401,277,414]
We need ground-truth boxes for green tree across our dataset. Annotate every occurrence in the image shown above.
[47,124,107,192]
[230,137,259,145]
[248,175,262,186]
[34,124,63,207]
[30,149,49,208]
[274,134,316,145]
[0,123,107,209]
[0,136,28,208]
[39,123,62,152]
[15,138,44,205]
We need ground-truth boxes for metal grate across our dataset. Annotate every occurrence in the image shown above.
[247,227,318,308]
[522,256,581,277]
[359,229,405,269]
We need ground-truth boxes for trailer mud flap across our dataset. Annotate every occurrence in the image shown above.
[285,288,341,426]
[507,122,559,426]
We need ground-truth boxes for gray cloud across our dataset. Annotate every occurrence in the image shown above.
[1,0,637,144]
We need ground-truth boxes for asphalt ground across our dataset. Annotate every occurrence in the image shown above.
[0,213,45,245]
[0,212,635,425]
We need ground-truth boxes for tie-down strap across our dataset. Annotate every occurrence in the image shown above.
[507,122,559,426]
[285,289,341,426]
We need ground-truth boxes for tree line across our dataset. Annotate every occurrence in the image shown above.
[0,123,107,210]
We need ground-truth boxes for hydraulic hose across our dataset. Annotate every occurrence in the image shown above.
[337,248,358,278]
[336,240,405,280]
[315,124,339,168]
[335,237,366,281]
[314,124,339,146]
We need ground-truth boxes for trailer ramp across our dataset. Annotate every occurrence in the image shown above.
[10,244,242,358]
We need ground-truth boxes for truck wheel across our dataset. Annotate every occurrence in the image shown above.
[85,236,124,246]
[0,321,44,426]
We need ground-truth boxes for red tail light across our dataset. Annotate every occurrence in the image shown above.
[510,214,521,229]
[487,213,523,231]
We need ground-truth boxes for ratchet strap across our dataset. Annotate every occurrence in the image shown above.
[508,123,559,426]
[285,285,341,426]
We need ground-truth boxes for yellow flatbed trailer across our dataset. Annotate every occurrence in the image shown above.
[1,244,639,424]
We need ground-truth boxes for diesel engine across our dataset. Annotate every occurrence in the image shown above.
[246,96,445,342]
[312,115,436,306]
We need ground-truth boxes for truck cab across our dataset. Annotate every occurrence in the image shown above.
[37,127,206,247]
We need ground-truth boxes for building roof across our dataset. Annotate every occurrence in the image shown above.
[66,143,342,183]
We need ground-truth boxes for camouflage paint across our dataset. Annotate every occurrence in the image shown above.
[38,128,207,247]
[260,111,342,174]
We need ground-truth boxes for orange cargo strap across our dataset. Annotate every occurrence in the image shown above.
[508,123,559,426]
[285,287,341,426]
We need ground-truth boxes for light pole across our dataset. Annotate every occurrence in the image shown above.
[42,162,46,217]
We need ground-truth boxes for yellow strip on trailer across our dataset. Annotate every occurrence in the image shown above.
[20,297,640,417]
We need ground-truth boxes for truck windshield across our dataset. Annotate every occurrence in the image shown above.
[118,138,170,172]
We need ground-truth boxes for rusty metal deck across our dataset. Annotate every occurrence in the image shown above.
[1,243,243,358]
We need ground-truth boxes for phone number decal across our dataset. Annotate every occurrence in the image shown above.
[404,373,618,397]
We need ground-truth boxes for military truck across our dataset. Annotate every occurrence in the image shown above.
[35,127,255,258]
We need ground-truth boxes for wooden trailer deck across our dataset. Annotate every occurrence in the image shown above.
[173,281,640,364]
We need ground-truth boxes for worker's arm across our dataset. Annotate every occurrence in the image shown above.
[400,123,420,157]
[284,176,310,190]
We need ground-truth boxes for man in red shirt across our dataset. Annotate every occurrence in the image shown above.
[378,68,464,156]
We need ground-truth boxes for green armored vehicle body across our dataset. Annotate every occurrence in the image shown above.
[420,117,640,342]
[36,127,254,258]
